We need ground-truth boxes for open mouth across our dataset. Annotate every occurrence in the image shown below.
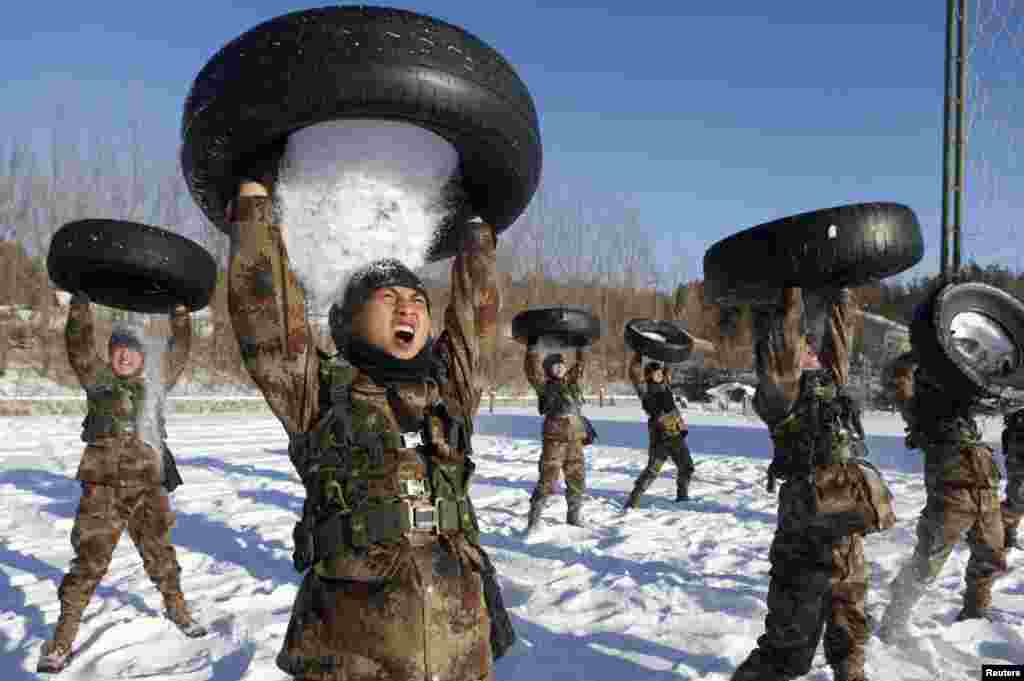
[394,323,416,345]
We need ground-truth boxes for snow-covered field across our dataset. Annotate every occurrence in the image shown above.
[1,405,1020,680]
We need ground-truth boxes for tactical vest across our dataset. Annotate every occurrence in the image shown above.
[641,385,677,420]
[539,379,583,417]
[769,369,866,478]
[288,353,481,576]
[80,366,165,444]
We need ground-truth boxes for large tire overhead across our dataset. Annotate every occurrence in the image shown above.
[511,307,601,347]
[624,319,695,363]
[910,282,1024,397]
[703,202,924,305]
[47,219,218,313]
[180,5,542,260]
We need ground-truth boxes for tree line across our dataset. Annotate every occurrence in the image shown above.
[2,123,1023,396]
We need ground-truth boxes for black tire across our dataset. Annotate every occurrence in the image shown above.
[624,319,694,363]
[511,307,601,347]
[910,282,1024,396]
[703,202,923,305]
[47,219,218,313]
[181,5,542,261]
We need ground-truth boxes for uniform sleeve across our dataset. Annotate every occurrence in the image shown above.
[567,346,589,386]
[751,287,803,426]
[819,288,856,387]
[524,346,545,394]
[65,299,102,387]
[227,195,320,434]
[162,307,192,390]
[439,219,500,422]
[628,351,646,396]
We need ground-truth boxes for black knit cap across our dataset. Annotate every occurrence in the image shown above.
[328,258,431,348]
[543,353,565,376]
[644,361,664,379]
[109,325,145,354]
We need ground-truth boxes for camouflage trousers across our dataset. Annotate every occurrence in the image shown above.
[629,436,694,500]
[52,483,184,647]
[531,437,586,505]
[887,485,1006,612]
[278,539,493,681]
[734,474,869,680]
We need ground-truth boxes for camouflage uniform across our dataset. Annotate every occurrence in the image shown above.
[42,298,197,663]
[731,288,896,681]
[878,358,1008,638]
[227,196,502,681]
[1001,409,1024,549]
[624,352,694,507]
[524,346,590,530]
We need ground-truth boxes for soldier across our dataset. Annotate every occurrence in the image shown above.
[878,346,1009,641]
[226,177,513,681]
[523,344,592,533]
[38,293,204,674]
[623,352,694,508]
[1002,408,1024,550]
[731,287,895,681]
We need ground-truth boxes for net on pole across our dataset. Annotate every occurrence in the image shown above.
[963,0,1024,269]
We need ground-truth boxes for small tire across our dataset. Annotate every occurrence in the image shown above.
[180,5,542,261]
[703,202,923,305]
[47,219,218,313]
[511,307,601,347]
[910,282,1024,396]
[624,319,695,363]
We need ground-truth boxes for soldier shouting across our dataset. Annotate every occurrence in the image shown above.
[226,177,514,681]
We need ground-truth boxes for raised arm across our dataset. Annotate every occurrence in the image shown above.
[751,287,804,427]
[64,293,103,387]
[437,219,500,422]
[628,351,645,396]
[524,344,545,394]
[162,305,192,390]
[819,288,856,387]
[227,184,320,434]
[566,345,589,386]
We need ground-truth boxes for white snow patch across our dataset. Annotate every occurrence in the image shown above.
[275,119,460,312]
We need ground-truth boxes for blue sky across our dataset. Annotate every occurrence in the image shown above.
[3,1,1022,282]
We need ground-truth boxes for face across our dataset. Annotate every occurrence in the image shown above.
[110,345,145,377]
[650,368,665,384]
[353,286,431,360]
[549,362,568,379]
[800,338,822,369]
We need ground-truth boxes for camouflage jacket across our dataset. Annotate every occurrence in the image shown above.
[628,351,686,441]
[227,196,500,573]
[65,301,191,486]
[524,346,589,440]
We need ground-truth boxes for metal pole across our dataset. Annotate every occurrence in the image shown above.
[940,0,957,281]
[952,0,968,273]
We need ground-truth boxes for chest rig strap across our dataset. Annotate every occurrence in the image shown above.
[293,355,481,574]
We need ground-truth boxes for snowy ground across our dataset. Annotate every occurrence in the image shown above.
[1,405,1020,680]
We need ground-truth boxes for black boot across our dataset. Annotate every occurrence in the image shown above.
[566,497,584,527]
[623,488,642,511]
[526,497,545,535]
[676,476,691,502]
